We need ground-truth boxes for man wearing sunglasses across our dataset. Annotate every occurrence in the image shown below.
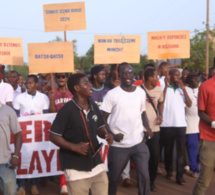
[49,73,73,113]
[48,73,73,194]
[101,62,153,195]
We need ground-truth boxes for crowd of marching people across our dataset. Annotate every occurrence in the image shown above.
[0,61,215,195]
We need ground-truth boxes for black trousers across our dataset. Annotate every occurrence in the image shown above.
[108,140,150,195]
[160,127,186,180]
[146,131,160,185]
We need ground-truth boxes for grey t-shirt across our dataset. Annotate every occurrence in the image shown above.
[0,103,21,164]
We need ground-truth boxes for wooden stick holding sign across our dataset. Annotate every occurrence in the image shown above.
[50,31,67,95]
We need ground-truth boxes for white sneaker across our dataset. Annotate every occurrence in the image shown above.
[60,185,68,195]
[184,165,190,173]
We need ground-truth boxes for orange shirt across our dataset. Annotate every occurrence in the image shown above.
[198,76,215,141]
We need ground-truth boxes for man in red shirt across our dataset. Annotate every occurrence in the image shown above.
[49,73,73,194]
[193,74,215,195]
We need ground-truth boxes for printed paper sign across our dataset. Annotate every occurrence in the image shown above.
[147,30,190,59]
[28,42,74,74]
[43,2,86,32]
[94,35,141,64]
[10,114,109,178]
[0,37,23,65]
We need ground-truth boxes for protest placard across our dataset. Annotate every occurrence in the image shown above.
[10,114,109,178]
[43,2,86,32]
[94,35,141,64]
[28,42,74,74]
[147,30,190,59]
[0,37,23,65]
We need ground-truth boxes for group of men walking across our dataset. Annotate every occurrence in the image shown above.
[0,62,215,195]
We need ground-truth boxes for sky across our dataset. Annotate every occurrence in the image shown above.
[1,0,215,63]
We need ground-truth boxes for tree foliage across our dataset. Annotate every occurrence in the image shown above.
[6,63,29,79]
[182,28,215,72]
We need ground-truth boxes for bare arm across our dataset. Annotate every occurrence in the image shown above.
[178,80,192,107]
[6,102,12,107]
[157,100,164,116]
[182,88,192,107]
[97,126,113,145]
[48,91,57,113]
[156,101,164,125]
[102,111,124,142]
[198,110,212,126]
[10,132,22,168]
[49,133,89,155]
[142,111,153,138]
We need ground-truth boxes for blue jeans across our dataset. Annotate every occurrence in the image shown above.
[0,163,17,195]
[186,133,200,172]
[17,178,39,188]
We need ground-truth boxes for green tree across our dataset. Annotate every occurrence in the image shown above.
[6,63,29,79]
[182,28,215,72]
[81,44,94,73]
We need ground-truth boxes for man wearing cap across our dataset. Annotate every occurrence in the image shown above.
[0,64,14,106]
[90,65,109,108]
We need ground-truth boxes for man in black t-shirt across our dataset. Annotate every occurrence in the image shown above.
[50,73,113,195]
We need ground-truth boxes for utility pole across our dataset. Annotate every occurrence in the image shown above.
[206,0,210,74]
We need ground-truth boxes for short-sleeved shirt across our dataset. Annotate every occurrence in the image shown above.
[198,76,215,141]
[143,85,163,132]
[0,80,13,104]
[13,91,50,116]
[161,85,187,127]
[50,99,105,171]
[13,85,24,101]
[100,86,146,148]
[185,86,199,134]
[90,85,109,108]
[0,104,21,164]
[52,88,73,112]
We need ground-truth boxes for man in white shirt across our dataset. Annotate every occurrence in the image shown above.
[185,73,200,178]
[8,71,25,101]
[13,75,49,116]
[160,69,192,185]
[13,74,49,195]
[0,64,13,106]
[100,63,153,195]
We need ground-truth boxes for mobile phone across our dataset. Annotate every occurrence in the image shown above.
[92,143,103,159]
